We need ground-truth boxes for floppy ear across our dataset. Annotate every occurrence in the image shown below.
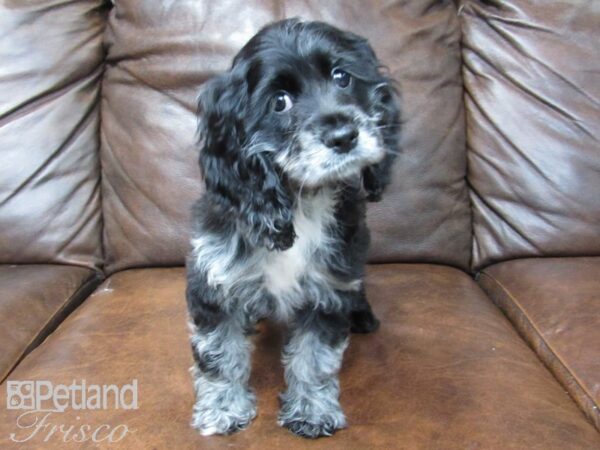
[338,30,401,202]
[197,72,296,250]
[363,80,401,202]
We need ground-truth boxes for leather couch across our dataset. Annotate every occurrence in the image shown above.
[0,1,598,448]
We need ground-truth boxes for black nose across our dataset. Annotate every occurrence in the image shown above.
[322,124,359,154]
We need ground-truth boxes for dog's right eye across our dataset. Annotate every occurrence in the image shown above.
[273,92,293,113]
[332,68,351,88]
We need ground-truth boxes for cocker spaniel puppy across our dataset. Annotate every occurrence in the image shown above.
[186,18,400,439]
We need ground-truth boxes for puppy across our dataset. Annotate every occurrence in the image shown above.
[186,19,400,439]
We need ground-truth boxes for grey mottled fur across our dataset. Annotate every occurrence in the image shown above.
[188,190,355,436]
[278,324,349,437]
[189,319,256,435]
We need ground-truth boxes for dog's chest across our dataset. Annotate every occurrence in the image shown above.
[262,190,336,299]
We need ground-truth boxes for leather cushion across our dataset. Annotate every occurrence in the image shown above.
[100,0,471,273]
[0,265,102,383]
[0,0,107,269]
[479,257,600,431]
[461,0,600,270]
[1,265,598,448]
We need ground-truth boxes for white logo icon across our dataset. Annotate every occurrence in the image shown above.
[6,381,35,410]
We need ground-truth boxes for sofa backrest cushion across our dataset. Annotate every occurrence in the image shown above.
[462,0,600,270]
[101,0,471,273]
[0,0,106,269]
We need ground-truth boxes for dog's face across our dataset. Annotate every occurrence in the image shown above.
[198,19,400,249]
[233,22,397,188]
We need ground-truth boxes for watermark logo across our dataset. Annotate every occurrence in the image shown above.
[6,381,35,410]
[7,380,138,412]
[6,379,138,444]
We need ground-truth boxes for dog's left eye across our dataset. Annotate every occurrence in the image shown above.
[332,68,351,88]
[273,92,293,113]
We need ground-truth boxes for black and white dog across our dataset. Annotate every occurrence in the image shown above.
[186,19,400,439]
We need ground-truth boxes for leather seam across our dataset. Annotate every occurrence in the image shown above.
[480,271,600,417]
[0,270,103,383]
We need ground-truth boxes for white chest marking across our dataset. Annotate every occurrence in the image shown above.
[262,189,336,298]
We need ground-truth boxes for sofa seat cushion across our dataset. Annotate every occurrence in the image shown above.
[1,265,598,448]
[0,265,101,382]
[479,257,600,431]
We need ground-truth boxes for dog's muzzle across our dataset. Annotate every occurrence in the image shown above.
[317,113,360,154]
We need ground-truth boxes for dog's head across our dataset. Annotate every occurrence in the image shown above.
[198,19,400,250]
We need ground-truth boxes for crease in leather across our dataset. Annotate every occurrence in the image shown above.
[102,132,175,222]
[464,176,476,272]
[479,270,600,430]
[94,124,107,272]
[462,0,600,270]
[484,16,553,35]
[460,27,482,275]
[465,99,576,266]
[0,57,105,127]
[53,181,102,261]
[101,197,147,271]
[0,268,104,384]
[114,64,195,113]
[100,155,159,270]
[428,98,464,163]
[464,52,577,200]
[468,181,540,258]
[464,81,541,188]
[479,12,600,110]
[484,18,595,138]
[0,74,102,208]
[28,0,108,16]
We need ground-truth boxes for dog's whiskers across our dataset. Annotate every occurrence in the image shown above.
[373,124,400,130]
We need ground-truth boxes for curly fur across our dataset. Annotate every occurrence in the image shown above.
[186,18,400,439]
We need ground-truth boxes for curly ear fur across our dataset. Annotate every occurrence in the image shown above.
[363,82,401,202]
[197,72,296,250]
[335,29,401,202]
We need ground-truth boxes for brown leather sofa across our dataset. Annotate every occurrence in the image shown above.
[1,1,599,448]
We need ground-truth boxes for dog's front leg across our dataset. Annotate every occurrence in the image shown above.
[278,308,350,438]
[349,285,380,333]
[189,316,256,435]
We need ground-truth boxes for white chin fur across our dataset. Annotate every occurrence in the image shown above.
[279,126,384,188]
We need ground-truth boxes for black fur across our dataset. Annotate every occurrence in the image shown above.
[187,19,400,438]
[195,19,400,251]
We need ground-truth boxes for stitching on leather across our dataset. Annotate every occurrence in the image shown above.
[480,271,600,422]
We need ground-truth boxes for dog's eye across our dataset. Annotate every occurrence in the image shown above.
[332,68,351,88]
[273,92,293,113]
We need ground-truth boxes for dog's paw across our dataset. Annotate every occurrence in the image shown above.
[191,390,257,436]
[240,213,296,252]
[267,220,296,251]
[350,309,380,333]
[192,405,256,436]
[280,419,342,439]
[278,398,346,439]
[362,166,383,202]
